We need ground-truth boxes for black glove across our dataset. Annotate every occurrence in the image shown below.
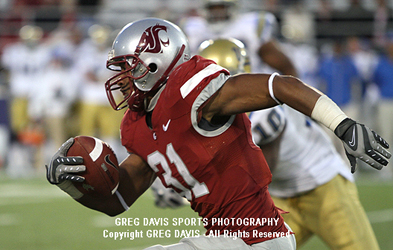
[335,118,391,173]
[46,138,86,199]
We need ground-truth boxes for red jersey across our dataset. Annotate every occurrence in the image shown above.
[120,56,288,244]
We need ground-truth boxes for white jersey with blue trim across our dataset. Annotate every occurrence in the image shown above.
[181,11,277,74]
[250,105,354,198]
[1,42,51,98]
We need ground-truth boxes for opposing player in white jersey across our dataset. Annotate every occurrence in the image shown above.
[180,0,297,76]
[2,25,51,173]
[250,106,380,250]
[1,25,50,137]
[152,38,381,249]
[201,38,380,249]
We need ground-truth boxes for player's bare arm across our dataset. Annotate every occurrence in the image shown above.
[75,153,155,216]
[203,73,390,171]
[76,153,156,216]
[202,73,320,120]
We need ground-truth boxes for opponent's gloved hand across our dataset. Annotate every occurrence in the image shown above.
[46,138,86,199]
[334,118,391,173]
[150,179,188,209]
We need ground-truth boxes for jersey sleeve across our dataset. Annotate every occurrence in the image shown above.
[164,55,230,114]
[164,55,232,136]
[249,106,286,146]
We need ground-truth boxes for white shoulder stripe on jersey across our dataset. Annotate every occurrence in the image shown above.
[180,64,226,99]
[191,72,235,137]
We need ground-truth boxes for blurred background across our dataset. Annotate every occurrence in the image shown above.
[0,0,392,249]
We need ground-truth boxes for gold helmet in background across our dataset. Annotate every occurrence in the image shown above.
[88,24,112,47]
[19,25,43,47]
[198,38,250,75]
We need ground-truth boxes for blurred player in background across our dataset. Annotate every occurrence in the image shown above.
[180,0,297,76]
[46,18,390,249]
[1,24,51,175]
[278,0,319,89]
[75,24,126,161]
[48,25,89,139]
[153,38,381,250]
[371,32,393,171]
[35,48,77,157]
[250,99,380,250]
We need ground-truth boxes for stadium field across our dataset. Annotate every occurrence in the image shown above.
[0,172,392,250]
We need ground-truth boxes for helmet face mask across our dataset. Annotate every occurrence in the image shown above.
[105,54,151,111]
[105,18,190,112]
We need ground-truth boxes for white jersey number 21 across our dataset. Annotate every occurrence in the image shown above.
[147,143,209,200]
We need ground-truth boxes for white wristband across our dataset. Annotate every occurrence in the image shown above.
[311,95,348,131]
[57,180,84,200]
[268,72,283,105]
[115,190,130,211]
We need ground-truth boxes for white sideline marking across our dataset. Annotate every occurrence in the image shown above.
[0,183,68,206]
[0,184,64,197]
[0,181,154,206]
[92,215,116,227]
[367,208,393,224]
[0,213,20,226]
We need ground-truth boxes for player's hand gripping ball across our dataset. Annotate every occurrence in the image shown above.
[46,136,119,199]
[66,136,120,197]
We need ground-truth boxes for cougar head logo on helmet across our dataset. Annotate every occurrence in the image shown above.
[105,18,190,112]
[136,24,169,54]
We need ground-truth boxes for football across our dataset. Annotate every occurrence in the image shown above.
[66,136,120,198]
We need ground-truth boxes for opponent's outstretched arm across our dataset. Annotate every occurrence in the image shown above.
[46,138,156,216]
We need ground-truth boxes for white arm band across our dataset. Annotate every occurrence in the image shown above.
[57,180,84,200]
[268,72,283,105]
[115,190,130,211]
[311,95,348,131]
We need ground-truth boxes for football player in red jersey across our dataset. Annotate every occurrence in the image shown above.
[46,18,391,250]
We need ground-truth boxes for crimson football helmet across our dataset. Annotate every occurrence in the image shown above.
[105,18,190,111]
